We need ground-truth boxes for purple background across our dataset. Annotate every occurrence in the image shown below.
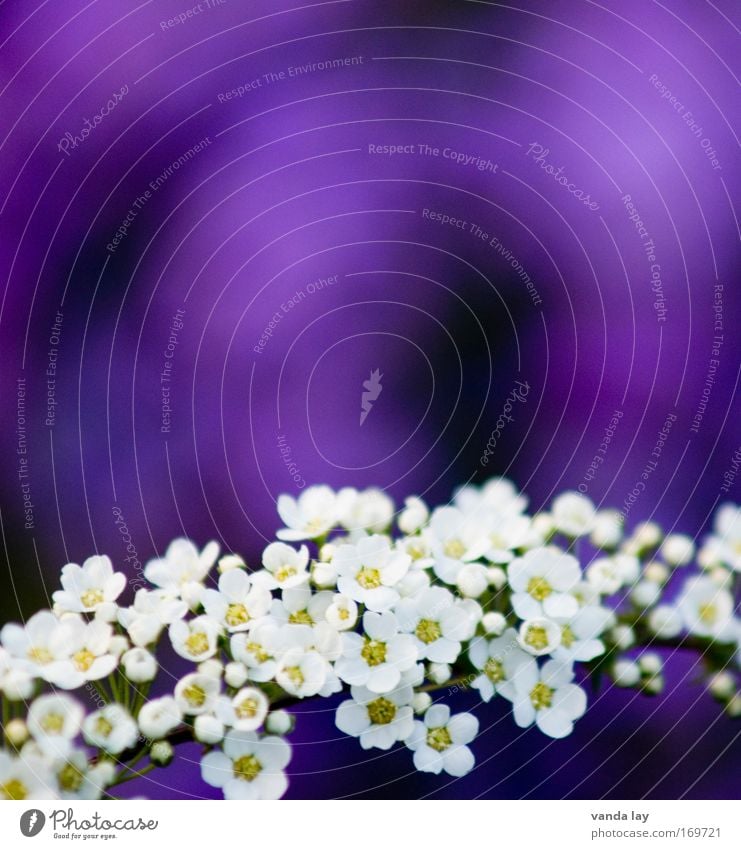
[0,0,739,798]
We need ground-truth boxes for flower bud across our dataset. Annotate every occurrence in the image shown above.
[312,560,338,588]
[398,497,429,534]
[265,710,294,736]
[486,566,507,590]
[218,555,246,574]
[4,718,28,747]
[708,672,735,701]
[481,612,507,636]
[648,605,682,639]
[427,663,451,685]
[456,563,488,598]
[725,694,741,718]
[631,580,661,609]
[109,635,129,658]
[150,740,174,767]
[643,674,664,695]
[611,625,635,650]
[591,510,623,549]
[613,660,640,687]
[660,534,695,567]
[198,659,223,679]
[318,543,336,563]
[638,652,662,676]
[412,692,432,714]
[194,714,224,745]
[122,648,157,683]
[644,562,670,585]
[224,662,248,689]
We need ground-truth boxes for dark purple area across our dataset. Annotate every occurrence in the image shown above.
[0,0,739,798]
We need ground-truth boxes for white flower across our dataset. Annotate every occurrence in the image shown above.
[52,555,126,614]
[710,504,741,571]
[484,514,531,563]
[552,606,613,663]
[118,588,188,647]
[202,569,271,631]
[27,694,84,758]
[0,750,54,800]
[44,619,117,689]
[631,580,662,609]
[270,585,332,627]
[254,542,310,590]
[216,687,269,731]
[231,621,281,682]
[338,487,395,533]
[201,731,291,800]
[334,535,410,612]
[517,618,562,656]
[335,611,417,693]
[424,507,489,583]
[144,538,219,607]
[335,683,414,749]
[660,534,695,567]
[586,555,639,595]
[395,586,469,663]
[504,658,587,738]
[2,610,70,677]
[428,662,451,684]
[406,705,478,776]
[469,628,530,701]
[175,672,221,715]
[0,647,35,700]
[276,485,339,540]
[454,477,528,516]
[121,647,157,683]
[677,576,734,639]
[508,548,581,619]
[82,704,138,754]
[613,659,641,687]
[456,563,489,598]
[551,492,596,537]
[275,648,327,698]
[52,749,113,799]
[169,616,221,662]
[590,510,624,549]
[325,594,358,630]
[398,496,429,534]
[138,697,182,740]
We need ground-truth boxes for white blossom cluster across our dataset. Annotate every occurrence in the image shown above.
[0,481,738,801]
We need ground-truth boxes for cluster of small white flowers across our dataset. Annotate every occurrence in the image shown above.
[0,482,738,800]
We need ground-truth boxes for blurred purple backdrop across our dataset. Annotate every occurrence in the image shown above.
[0,0,739,798]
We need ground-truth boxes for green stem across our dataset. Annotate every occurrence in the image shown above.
[109,761,156,788]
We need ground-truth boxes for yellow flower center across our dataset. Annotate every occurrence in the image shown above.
[524,625,549,651]
[408,543,427,560]
[444,538,465,559]
[233,754,262,782]
[95,716,113,737]
[284,666,305,687]
[288,610,313,625]
[81,588,104,608]
[183,684,207,708]
[275,565,297,583]
[58,762,85,792]
[415,619,442,644]
[225,604,250,627]
[527,576,553,601]
[361,639,387,666]
[185,632,210,656]
[73,649,96,672]
[367,697,396,725]
[40,712,65,734]
[357,567,382,589]
[235,698,260,719]
[561,625,575,648]
[530,681,554,710]
[338,607,350,621]
[484,658,504,683]
[426,726,452,752]
[698,602,717,624]
[27,646,53,664]
[246,642,270,663]
[0,779,28,800]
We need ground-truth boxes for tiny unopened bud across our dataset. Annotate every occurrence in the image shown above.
[644,562,670,585]
[708,672,735,701]
[632,522,662,550]
[611,624,635,650]
[428,663,451,685]
[4,718,28,747]
[318,543,336,563]
[150,740,174,767]
[198,659,223,679]
[660,534,695,567]
[643,674,664,695]
[218,554,246,574]
[265,710,294,736]
[725,694,741,718]
[224,662,249,689]
[648,605,682,639]
[486,566,507,590]
[591,511,623,549]
[638,652,662,676]
[109,635,129,658]
[613,660,640,688]
[481,612,507,636]
[312,560,338,588]
[412,692,432,714]
[631,580,661,609]
[456,563,488,598]
[194,715,224,745]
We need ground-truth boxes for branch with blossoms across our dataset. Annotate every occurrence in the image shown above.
[0,480,739,800]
